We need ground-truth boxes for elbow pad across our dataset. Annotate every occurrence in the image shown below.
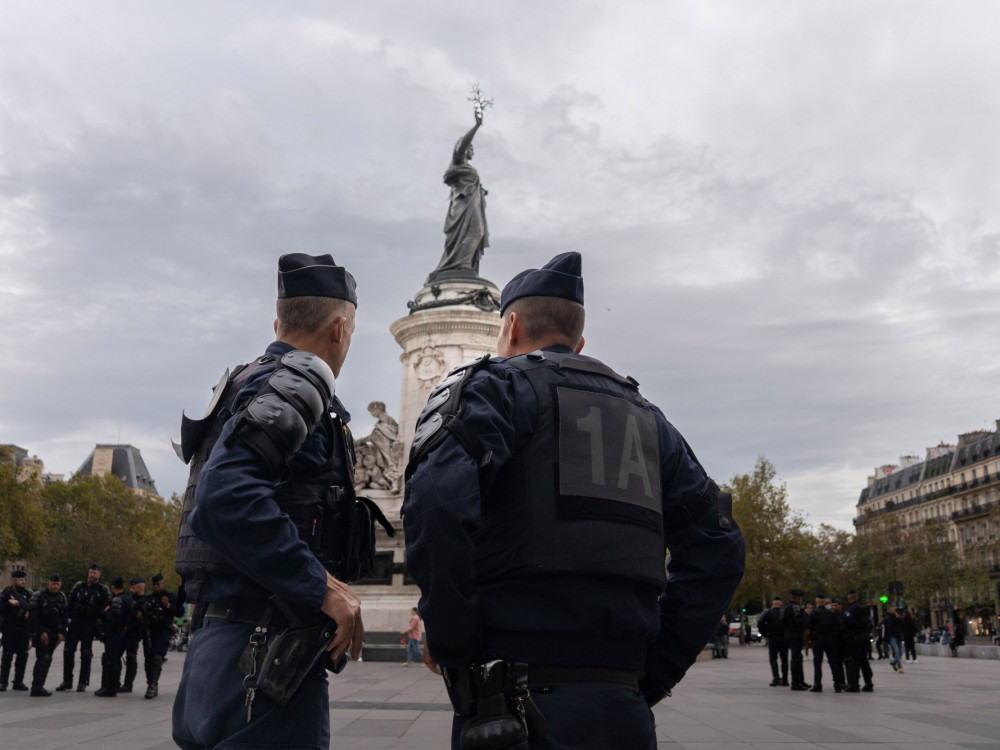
[231,350,336,475]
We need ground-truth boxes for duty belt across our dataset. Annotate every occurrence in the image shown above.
[525,664,639,690]
[201,600,275,627]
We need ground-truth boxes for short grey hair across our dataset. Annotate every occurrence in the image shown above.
[276,296,354,337]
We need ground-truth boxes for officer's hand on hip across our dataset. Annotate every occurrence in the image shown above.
[322,572,364,661]
[422,645,440,675]
[40,632,49,646]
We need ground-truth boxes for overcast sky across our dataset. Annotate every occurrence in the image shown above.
[3,1,998,531]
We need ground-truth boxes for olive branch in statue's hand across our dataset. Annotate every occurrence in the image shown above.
[469,83,494,123]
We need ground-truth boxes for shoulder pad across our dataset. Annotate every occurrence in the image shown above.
[230,351,336,476]
[405,354,493,479]
[175,357,274,465]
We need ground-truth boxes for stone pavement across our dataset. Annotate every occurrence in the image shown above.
[1,643,997,749]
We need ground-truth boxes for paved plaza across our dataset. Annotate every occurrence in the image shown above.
[1,643,997,749]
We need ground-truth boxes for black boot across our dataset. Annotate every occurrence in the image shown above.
[0,650,12,688]
[144,683,158,699]
[31,686,52,697]
[121,653,137,692]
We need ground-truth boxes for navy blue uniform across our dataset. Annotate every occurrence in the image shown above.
[0,583,33,689]
[757,605,787,684]
[403,347,745,749]
[142,586,184,696]
[804,606,844,691]
[28,589,68,694]
[61,579,110,690]
[122,592,144,691]
[843,600,873,690]
[98,592,133,695]
[173,341,347,750]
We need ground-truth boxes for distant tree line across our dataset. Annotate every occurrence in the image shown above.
[725,456,998,618]
[0,446,181,589]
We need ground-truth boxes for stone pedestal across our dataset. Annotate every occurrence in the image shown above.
[357,279,500,646]
[390,279,501,457]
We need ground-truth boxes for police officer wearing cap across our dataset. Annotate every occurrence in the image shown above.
[28,574,68,697]
[172,253,365,750]
[403,252,746,749]
[139,573,183,699]
[842,589,874,692]
[783,588,810,690]
[0,570,33,691]
[58,562,110,692]
[96,576,132,697]
[120,577,145,692]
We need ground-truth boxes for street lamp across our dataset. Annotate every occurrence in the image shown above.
[936,520,955,633]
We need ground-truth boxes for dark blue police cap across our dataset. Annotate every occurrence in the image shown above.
[278,253,357,306]
[152,573,164,583]
[111,576,124,589]
[790,588,804,597]
[49,573,61,582]
[130,577,146,585]
[499,252,584,314]
[90,562,101,571]
[12,570,25,579]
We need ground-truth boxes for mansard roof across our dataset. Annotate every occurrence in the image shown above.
[76,444,158,495]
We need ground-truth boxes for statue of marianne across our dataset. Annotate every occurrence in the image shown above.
[427,110,489,282]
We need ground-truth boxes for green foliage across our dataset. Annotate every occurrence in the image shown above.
[0,447,50,563]
[32,474,181,590]
[726,456,811,612]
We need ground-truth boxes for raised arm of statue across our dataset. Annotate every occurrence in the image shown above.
[452,114,482,166]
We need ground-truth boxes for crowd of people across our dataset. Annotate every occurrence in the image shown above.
[756,588,876,693]
[0,564,183,699]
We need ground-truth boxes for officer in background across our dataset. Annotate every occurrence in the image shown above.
[120,577,145,693]
[842,590,874,692]
[403,252,746,750]
[58,562,110,692]
[96,576,133,697]
[756,596,787,686]
[172,254,364,750]
[804,595,844,693]
[28,573,68,697]
[782,588,809,691]
[0,570,33,691]
[139,573,184,698]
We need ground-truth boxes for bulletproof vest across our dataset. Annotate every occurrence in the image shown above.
[143,591,176,628]
[71,582,108,619]
[174,355,356,601]
[106,593,128,627]
[812,607,836,636]
[844,602,869,634]
[1,587,30,626]
[37,591,66,629]
[783,602,804,632]
[764,607,785,635]
[475,351,667,589]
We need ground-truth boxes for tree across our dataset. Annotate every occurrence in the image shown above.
[726,456,811,612]
[33,474,181,590]
[0,446,49,564]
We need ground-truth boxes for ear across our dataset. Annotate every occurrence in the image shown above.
[273,319,279,336]
[574,335,585,354]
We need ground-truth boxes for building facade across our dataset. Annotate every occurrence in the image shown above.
[855,422,1000,629]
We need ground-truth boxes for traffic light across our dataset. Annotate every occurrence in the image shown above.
[879,595,889,604]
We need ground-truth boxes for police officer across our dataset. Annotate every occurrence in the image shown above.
[95,576,133,697]
[120,577,145,693]
[403,252,746,749]
[783,588,810,691]
[756,596,787,686]
[0,570,33,691]
[172,254,364,749]
[842,590,874,692]
[58,562,111,692]
[28,573,68,697]
[139,573,183,698]
[804,595,844,693]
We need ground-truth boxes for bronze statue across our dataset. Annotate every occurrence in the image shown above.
[427,88,493,283]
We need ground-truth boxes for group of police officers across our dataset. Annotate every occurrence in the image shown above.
[756,587,875,694]
[0,564,183,699]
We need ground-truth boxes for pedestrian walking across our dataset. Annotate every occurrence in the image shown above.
[401,607,423,666]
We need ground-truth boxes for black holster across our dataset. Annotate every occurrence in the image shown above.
[237,602,348,706]
[445,661,546,750]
